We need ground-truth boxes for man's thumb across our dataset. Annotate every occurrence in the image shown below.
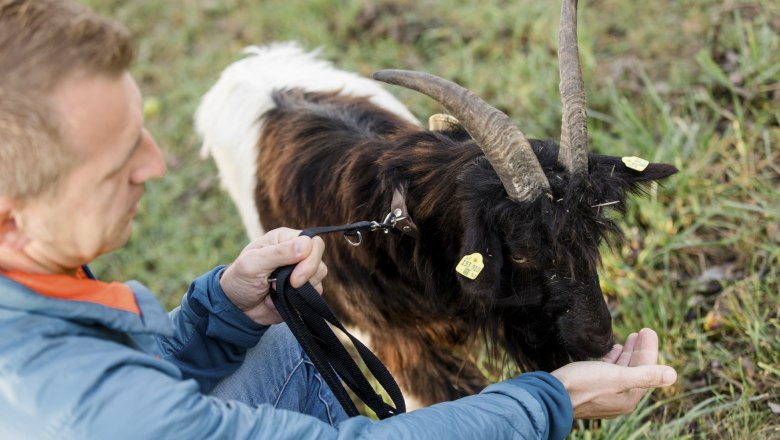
[626,365,677,389]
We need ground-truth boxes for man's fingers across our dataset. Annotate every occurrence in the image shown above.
[308,263,328,289]
[243,227,301,251]
[249,236,313,275]
[602,344,623,364]
[621,365,678,390]
[616,332,638,367]
[240,234,325,288]
[628,328,660,367]
[291,236,325,287]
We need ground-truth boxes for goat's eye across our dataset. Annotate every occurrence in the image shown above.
[511,256,529,264]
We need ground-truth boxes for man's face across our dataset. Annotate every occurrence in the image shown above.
[13,72,166,273]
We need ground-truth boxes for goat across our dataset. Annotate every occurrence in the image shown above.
[195,0,677,407]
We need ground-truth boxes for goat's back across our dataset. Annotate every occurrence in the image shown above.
[195,42,418,240]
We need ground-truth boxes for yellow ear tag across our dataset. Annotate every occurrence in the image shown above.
[622,156,649,172]
[456,253,485,280]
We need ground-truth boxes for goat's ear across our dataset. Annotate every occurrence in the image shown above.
[590,154,678,185]
[456,227,504,298]
[625,162,678,184]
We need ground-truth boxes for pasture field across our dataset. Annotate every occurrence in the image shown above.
[85,0,779,437]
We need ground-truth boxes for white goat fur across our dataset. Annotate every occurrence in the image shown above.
[195,42,419,241]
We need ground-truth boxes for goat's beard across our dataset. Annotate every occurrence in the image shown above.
[487,276,614,372]
[495,308,575,372]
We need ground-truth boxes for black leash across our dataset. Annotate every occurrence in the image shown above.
[268,216,406,419]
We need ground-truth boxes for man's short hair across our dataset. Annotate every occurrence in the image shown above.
[0,0,135,198]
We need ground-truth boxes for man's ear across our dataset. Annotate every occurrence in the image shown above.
[0,197,15,228]
[0,197,28,250]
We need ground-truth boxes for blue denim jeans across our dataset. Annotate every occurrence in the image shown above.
[210,323,349,426]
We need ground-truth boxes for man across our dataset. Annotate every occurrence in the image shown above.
[0,1,677,438]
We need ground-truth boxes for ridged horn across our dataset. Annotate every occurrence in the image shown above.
[373,70,550,202]
[558,0,589,175]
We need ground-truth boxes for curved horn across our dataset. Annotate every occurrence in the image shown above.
[558,0,589,175]
[373,70,550,202]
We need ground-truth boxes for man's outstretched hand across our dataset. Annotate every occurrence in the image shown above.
[551,328,677,419]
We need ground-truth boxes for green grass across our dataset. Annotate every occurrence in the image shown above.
[84,0,779,437]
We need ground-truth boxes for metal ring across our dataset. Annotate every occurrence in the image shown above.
[344,231,363,246]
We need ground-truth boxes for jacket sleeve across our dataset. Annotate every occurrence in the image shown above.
[339,372,574,440]
[156,266,269,393]
[65,343,572,440]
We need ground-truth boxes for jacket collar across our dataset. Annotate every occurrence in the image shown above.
[0,268,173,337]
[1,268,141,315]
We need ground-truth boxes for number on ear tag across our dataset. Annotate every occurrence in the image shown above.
[456,253,485,280]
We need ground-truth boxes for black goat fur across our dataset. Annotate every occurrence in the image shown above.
[253,88,678,405]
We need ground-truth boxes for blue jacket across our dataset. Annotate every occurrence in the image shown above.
[0,267,573,439]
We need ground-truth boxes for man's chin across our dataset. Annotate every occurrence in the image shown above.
[103,225,135,255]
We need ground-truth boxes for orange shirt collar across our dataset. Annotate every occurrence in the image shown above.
[0,268,141,315]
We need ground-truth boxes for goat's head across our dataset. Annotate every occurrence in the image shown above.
[375,0,677,370]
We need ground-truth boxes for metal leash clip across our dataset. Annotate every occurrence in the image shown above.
[343,209,407,246]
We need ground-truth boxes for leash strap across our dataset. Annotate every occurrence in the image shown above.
[268,222,406,419]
